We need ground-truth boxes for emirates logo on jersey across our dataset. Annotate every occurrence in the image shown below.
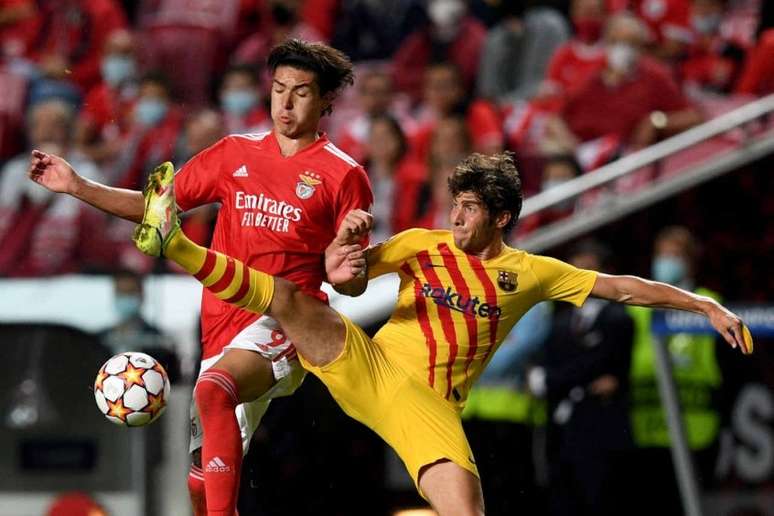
[497,270,518,292]
[296,172,322,199]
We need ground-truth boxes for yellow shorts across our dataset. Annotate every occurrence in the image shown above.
[298,313,479,493]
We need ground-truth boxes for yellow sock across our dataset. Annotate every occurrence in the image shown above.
[164,229,275,314]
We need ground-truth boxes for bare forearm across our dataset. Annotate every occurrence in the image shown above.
[593,274,715,315]
[71,175,145,222]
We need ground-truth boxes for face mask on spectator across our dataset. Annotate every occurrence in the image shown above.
[652,256,687,285]
[134,98,168,126]
[692,14,722,35]
[114,294,141,320]
[101,55,136,87]
[607,43,638,73]
[428,0,465,41]
[573,17,603,44]
[222,90,258,116]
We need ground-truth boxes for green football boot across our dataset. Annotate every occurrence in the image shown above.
[132,161,180,257]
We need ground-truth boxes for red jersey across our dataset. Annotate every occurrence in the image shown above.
[175,131,373,358]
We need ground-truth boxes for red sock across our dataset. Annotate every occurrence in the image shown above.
[195,368,242,516]
[188,464,207,516]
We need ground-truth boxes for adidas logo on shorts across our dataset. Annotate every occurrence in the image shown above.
[205,456,232,473]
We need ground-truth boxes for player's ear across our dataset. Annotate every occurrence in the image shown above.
[495,211,512,230]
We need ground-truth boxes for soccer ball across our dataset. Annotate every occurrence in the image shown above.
[94,352,171,427]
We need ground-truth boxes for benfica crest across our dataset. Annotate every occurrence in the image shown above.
[296,172,322,200]
[497,270,518,292]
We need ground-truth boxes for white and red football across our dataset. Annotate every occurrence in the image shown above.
[94,352,171,427]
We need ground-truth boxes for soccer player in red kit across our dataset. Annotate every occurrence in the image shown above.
[28,40,373,516]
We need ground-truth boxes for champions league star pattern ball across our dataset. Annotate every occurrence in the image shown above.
[94,352,171,427]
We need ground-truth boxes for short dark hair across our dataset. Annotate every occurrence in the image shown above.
[569,239,614,271]
[267,39,355,115]
[448,153,523,232]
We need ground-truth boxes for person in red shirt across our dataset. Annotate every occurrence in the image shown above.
[74,29,139,167]
[335,68,416,165]
[27,40,372,516]
[27,0,127,92]
[559,12,702,150]
[218,64,271,135]
[543,0,609,102]
[633,0,694,62]
[115,72,184,191]
[735,1,774,97]
[681,0,744,94]
[411,61,504,160]
[392,0,487,101]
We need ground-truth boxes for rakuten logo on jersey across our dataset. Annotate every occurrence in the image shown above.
[235,191,303,233]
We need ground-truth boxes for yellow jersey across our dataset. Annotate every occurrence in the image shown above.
[368,228,597,409]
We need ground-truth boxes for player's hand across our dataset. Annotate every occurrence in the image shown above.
[334,209,373,246]
[28,149,80,194]
[706,302,751,354]
[325,242,366,285]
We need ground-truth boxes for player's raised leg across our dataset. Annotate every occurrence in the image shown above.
[419,460,485,516]
[133,162,346,367]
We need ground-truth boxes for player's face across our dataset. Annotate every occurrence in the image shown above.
[271,65,328,139]
[450,192,499,253]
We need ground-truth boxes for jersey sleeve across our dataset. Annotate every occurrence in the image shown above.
[529,255,598,307]
[174,136,230,212]
[367,228,426,279]
[333,165,374,247]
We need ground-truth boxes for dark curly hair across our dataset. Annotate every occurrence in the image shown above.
[267,39,355,116]
[448,153,523,232]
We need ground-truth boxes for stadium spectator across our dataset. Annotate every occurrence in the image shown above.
[218,64,271,136]
[530,240,634,516]
[541,0,608,103]
[681,0,745,94]
[515,154,583,238]
[735,0,774,96]
[627,226,724,516]
[114,72,183,190]
[0,0,39,58]
[335,68,414,164]
[632,0,694,63]
[26,0,127,92]
[174,108,226,246]
[415,115,471,229]
[0,61,28,160]
[556,13,702,150]
[391,0,487,101]
[234,0,325,86]
[137,0,242,106]
[365,114,427,242]
[477,2,569,102]
[74,29,139,167]
[0,100,109,276]
[330,0,423,61]
[412,61,503,159]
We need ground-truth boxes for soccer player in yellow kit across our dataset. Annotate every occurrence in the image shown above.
[134,153,751,515]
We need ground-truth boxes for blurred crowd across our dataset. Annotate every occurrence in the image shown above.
[0,0,773,277]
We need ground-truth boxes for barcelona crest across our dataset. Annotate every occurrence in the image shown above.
[296,172,322,200]
[497,270,517,292]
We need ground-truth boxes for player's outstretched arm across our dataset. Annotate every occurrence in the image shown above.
[591,273,751,353]
[326,209,373,297]
[28,149,145,222]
